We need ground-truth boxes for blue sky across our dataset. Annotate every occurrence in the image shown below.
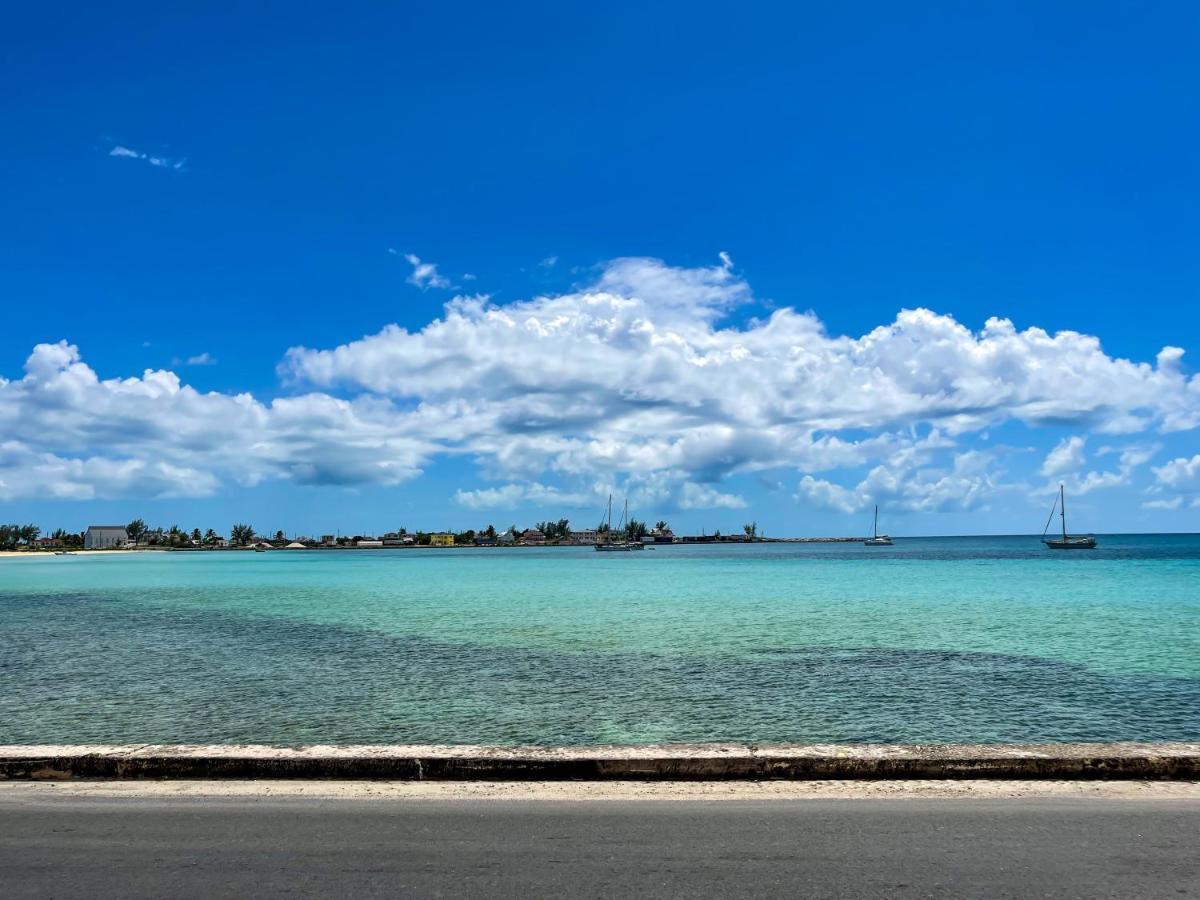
[2,0,1198,537]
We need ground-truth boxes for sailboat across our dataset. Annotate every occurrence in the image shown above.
[1042,484,1097,549]
[864,505,893,546]
[594,495,644,551]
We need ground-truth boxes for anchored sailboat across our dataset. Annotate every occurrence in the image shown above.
[864,505,892,546]
[1042,484,1097,549]
[595,495,644,551]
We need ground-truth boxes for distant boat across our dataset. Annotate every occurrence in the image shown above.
[864,505,892,546]
[1042,484,1097,549]
[595,495,644,552]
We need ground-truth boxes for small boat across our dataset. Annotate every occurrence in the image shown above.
[595,496,645,551]
[1042,484,1097,549]
[864,506,892,546]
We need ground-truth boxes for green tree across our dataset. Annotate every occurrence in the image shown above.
[191,528,202,543]
[19,524,41,545]
[203,528,219,545]
[230,523,255,546]
[126,518,147,545]
[485,524,496,539]
[655,520,669,533]
[743,522,758,539]
[274,530,285,542]
[626,518,648,539]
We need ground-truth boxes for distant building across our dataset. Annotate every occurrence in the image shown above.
[356,539,384,548]
[521,529,546,545]
[497,531,517,545]
[570,529,599,544]
[429,533,455,547]
[84,525,128,550]
[473,536,496,546]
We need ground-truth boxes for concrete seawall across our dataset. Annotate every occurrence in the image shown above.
[2,743,1198,781]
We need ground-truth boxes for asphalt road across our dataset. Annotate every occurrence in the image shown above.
[1,796,1197,898]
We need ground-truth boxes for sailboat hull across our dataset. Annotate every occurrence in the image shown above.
[1043,536,1097,549]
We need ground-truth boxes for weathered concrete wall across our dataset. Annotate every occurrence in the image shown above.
[1,743,1198,781]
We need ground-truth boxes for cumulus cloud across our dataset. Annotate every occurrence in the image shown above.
[108,145,186,171]
[1145,453,1200,510]
[283,257,1197,506]
[1041,436,1086,477]
[5,257,1199,509]
[0,341,432,500]
[795,438,1001,514]
[1040,439,1161,496]
[455,482,596,510]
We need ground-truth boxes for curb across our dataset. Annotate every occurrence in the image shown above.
[2,743,1198,781]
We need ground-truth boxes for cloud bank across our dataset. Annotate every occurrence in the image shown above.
[3,257,1197,511]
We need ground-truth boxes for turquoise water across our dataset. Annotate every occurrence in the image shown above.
[2,536,1198,745]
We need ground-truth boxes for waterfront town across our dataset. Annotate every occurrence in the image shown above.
[0,519,798,552]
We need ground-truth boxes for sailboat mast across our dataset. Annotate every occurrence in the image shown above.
[1060,484,1067,540]
[874,505,879,539]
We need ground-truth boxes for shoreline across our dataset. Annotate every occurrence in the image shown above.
[4,742,1198,782]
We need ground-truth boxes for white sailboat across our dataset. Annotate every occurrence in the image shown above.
[594,495,644,551]
[864,505,892,546]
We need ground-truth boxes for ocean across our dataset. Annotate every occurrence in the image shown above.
[2,536,1197,746]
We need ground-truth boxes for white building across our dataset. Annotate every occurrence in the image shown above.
[84,525,128,549]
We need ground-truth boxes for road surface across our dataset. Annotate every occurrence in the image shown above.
[1,787,1197,898]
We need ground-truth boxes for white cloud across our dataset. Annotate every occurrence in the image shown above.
[718,250,734,270]
[5,257,1199,508]
[1043,440,1161,496]
[454,482,596,510]
[796,444,1002,514]
[403,254,452,290]
[0,341,433,500]
[539,256,558,268]
[1153,454,1200,490]
[108,145,186,171]
[1041,436,1086,477]
[1145,453,1200,510]
[185,353,216,366]
[275,256,1199,508]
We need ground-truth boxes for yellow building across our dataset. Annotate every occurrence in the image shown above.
[429,533,456,547]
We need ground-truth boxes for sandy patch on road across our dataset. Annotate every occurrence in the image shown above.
[3,780,1198,803]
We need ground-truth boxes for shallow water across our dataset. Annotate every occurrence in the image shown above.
[2,536,1197,745]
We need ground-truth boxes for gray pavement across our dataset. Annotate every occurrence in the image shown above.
[1,795,1197,898]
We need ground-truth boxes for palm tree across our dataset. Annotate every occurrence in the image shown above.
[203,528,219,545]
[743,522,758,539]
[655,520,669,533]
[230,523,255,546]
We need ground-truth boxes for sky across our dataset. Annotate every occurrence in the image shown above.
[1,0,1198,537]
